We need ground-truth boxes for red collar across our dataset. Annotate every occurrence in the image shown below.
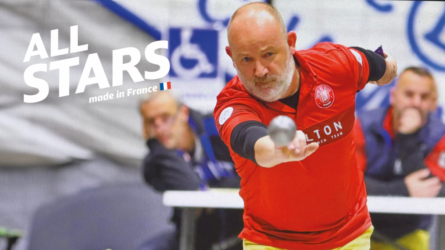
[383,107,395,138]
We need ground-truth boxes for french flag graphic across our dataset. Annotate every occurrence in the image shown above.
[160,82,171,91]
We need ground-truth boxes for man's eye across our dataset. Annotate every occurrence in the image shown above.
[242,57,250,62]
[146,119,155,126]
[266,52,274,57]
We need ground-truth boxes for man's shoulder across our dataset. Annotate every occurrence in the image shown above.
[214,76,263,113]
[298,42,358,75]
[426,113,445,136]
[300,42,349,58]
[356,108,388,131]
[219,75,249,98]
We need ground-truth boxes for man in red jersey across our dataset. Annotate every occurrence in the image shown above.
[213,3,397,250]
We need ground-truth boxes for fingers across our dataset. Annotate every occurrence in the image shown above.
[409,168,430,179]
[398,109,423,134]
[304,142,319,158]
[432,183,443,196]
[286,131,319,160]
[297,131,307,153]
[423,178,443,197]
[287,131,305,153]
[287,131,299,152]
[423,177,441,186]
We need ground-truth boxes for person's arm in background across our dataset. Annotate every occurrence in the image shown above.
[143,139,200,192]
[396,108,443,197]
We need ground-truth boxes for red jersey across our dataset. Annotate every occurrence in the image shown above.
[214,43,372,249]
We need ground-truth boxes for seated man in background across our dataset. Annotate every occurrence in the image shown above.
[139,90,243,250]
[354,66,445,250]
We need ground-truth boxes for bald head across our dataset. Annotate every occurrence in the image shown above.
[391,66,438,125]
[225,3,298,102]
[227,2,287,44]
[395,67,437,98]
[139,90,182,111]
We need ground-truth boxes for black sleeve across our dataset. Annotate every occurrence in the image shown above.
[364,176,410,196]
[142,139,201,192]
[230,121,268,164]
[350,46,386,82]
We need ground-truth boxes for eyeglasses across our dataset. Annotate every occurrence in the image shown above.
[145,112,179,129]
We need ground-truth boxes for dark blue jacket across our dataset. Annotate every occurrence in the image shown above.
[356,107,445,239]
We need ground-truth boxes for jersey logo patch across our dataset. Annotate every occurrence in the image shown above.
[219,107,233,125]
[315,84,335,108]
[349,49,363,66]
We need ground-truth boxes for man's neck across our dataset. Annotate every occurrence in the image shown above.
[178,126,195,153]
[282,66,301,99]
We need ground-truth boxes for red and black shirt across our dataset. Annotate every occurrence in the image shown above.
[214,42,375,249]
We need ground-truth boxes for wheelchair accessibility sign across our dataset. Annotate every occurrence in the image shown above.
[408,2,445,71]
[168,28,218,79]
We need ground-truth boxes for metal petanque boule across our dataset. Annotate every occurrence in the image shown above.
[268,115,297,147]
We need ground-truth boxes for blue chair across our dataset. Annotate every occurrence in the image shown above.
[27,183,175,250]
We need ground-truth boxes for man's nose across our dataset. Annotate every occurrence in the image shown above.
[412,95,422,107]
[153,118,167,133]
[254,60,268,78]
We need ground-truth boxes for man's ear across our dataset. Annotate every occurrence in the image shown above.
[142,121,149,140]
[226,46,237,69]
[287,31,297,52]
[140,106,149,140]
[179,105,189,123]
[430,93,438,112]
[226,46,232,58]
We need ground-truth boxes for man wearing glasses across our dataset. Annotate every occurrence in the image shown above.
[139,90,242,250]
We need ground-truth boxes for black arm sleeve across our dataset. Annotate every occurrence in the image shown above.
[230,121,268,164]
[350,46,386,82]
[142,139,201,192]
[364,176,410,196]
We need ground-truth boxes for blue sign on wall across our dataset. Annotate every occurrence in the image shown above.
[168,28,218,79]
